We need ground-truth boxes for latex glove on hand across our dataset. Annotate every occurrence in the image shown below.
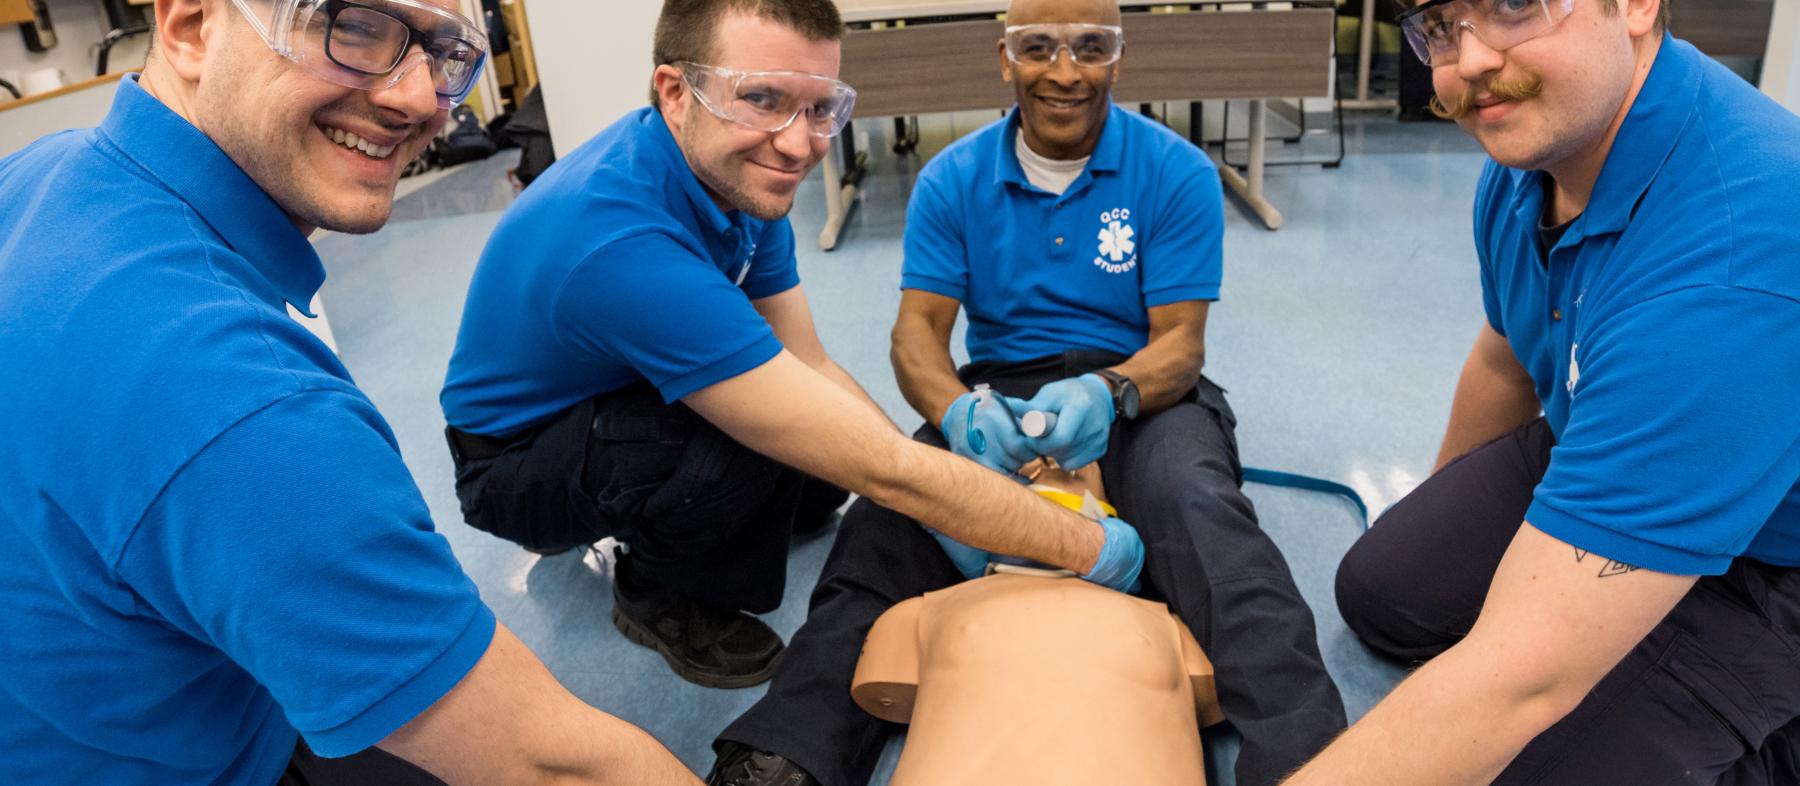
[1019,373,1115,470]
[940,386,1037,476]
[1082,516,1145,594]
[927,527,991,580]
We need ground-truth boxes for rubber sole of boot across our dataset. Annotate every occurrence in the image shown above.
[611,605,782,689]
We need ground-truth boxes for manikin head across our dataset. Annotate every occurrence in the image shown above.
[649,0,849,221]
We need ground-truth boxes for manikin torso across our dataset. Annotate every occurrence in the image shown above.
[852,464,1222,786]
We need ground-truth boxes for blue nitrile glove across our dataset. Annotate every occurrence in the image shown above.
[1081,516,1144,594]
[926,527,991,580]
[940,386,1037,476]
[1020,373,1115,470]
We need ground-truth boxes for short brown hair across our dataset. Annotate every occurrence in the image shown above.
[650,0,845,109]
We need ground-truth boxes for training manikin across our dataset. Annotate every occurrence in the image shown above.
[851,462,1225,786]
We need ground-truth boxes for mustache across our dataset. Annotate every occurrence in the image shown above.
[1430,75,1544,120]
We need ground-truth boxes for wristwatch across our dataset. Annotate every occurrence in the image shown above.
[1092,369,1140,421]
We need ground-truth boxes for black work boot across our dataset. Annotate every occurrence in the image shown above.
[609,563,783,689]
[705,740,820,786]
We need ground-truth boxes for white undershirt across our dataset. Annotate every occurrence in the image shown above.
[1014,130,1090,196]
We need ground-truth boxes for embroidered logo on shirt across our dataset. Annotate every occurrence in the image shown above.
[1094,208,1138,274]
[1567,343,1580,395]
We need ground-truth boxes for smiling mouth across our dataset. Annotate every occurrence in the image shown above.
[755,161,804,176]
[317,123,401,160]
[1039,96,1086,110]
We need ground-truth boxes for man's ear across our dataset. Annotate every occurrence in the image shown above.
[652,64,690,134]
[997,39,1013,83]
[1622,0,1660,37]
[153,0,211,82]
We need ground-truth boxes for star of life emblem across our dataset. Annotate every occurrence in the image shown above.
[1093,207,1138,274]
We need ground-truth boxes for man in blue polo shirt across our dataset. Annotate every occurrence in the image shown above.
[710,2,1346,785]
[1313,0,1800,783]
[441,0,1144,696]
[0,0,707,784]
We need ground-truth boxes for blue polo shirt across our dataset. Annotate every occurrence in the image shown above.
[441,107,801,437]
[1475,36,1800,574]
[0,77,495,783]
[901,104,1222,362]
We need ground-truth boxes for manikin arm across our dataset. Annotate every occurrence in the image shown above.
[851,597,923,724]
[1177,616,1226,729]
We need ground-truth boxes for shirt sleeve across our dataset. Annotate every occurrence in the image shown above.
[554,231,784,402]
[741,218,800,301]
[1527,286,1800,575]
[899,167,969,301]
[1141,144,1224,306]
[116,389,496,757]
[1475,162,1508,336]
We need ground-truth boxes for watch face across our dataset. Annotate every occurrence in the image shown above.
[1120,382,1140,419]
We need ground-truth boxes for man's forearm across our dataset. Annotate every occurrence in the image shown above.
[537,713,707,786]
[1110,326,1205,415]
[816,359,896,428]
[1435,351,1541,471]
[891,314,969,426]
[1281,636,1571,786]
[379,625,703,786]
[864,437,1105,574]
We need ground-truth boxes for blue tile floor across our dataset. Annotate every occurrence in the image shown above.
[313,110,1489,784]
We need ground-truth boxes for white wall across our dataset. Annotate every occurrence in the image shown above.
[0,72,115,157]
[525,1,658,158]
[1765,0,1800,111]
[0,0,149,98]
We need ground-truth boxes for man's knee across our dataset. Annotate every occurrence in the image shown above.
[1108,403,1239,504]
[1334,519,1465,662]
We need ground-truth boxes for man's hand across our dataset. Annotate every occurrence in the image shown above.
[1082,515,1145,593]
[941,387,1037,476]
[1020,374,1115,470]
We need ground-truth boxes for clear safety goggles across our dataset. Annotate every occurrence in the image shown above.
[1398,0,1575,67]
[677,61,857,139]
[1002,23,1125,68]
[229,0,488,108]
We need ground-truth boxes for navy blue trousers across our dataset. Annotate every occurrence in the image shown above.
[448,382,847,613]
[1337,418,1800,784]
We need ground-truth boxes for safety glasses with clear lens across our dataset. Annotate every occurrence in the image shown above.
[677,61,858,139]
[1002,23,1125,68]
[230,0,489,108]
[1398,0,1574,67]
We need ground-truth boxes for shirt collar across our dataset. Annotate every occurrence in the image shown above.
[1576,32,1698,237]
[96,76,326,316]
[994,102,1125,188]
[642,109,737,236]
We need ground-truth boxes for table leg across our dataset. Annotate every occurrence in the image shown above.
[1344,0,1398,111]
[1215,99,1284,230]
[818,136,862,251]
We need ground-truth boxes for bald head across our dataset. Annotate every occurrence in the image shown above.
[1006,0,1121,26]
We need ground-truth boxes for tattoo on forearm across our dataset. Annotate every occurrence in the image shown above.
[1574,548,1641,578]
